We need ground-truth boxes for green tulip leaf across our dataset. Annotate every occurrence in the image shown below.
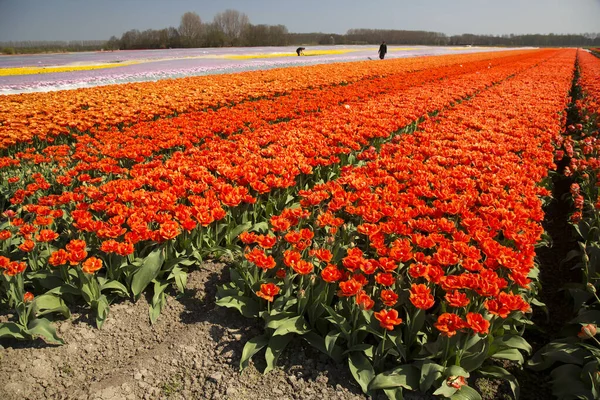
[349,351,375,394]
[433,382,458,398]
[131,248,165,300]
[99,279,129,297]
[264,333,293,374]
[444,365,470,379]
[302,331,343,363]
[450,385,482,400]
[417,360,444,393]
[460,337,488,372]
[0,322,26,340]
[528,340,588,370]
[32,293,71,319]
[368,365,419,392]
[29,270,63,290]
[228,222,252,243]
[272,316,310,337]
[571,310,600,325]
[383,387,405,400]
[251,221,269,233]
[215,295,259,318]
[27,318,64,345]
[94,295,110,329]
[148,280,169,324]
[46,284,80,296]
[325,330,341,355]
[169,266,188,294]
[240,334,269,370]
[491,348,524,364]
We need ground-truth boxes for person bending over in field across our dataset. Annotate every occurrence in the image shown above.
[296,47,305,56]
[378,41,387,59]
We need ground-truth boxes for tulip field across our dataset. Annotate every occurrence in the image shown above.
[0,45,514,94]
[2,47,600,399]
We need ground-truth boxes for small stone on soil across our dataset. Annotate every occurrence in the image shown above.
[209,372,223,382]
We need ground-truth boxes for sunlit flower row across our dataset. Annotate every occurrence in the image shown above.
[0,61,138,77]
[0,50,571,357]
[237,49,574,342]
[0,51,557,257]
[0,50,538,150]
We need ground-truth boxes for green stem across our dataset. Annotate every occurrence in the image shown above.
[350,304,360,347]
[455,333,470,366]
[60,265,71,284]
[442,336,451,367]
[30,250,38,272]
[376,329,388,370]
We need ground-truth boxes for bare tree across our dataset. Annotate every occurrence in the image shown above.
[213,9,249,45]
[179,11,203,47]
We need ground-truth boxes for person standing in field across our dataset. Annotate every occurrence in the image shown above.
[378,41,387,60]
[296,47,305,56]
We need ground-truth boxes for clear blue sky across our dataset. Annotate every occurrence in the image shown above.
[0,0,599,41]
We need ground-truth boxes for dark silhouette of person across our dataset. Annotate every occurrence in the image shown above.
[296,47,305,56]
[378,41,387,59]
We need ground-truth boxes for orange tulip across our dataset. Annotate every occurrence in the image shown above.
[82,257,103,274]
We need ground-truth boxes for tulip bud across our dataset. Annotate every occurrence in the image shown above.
[276,269,286,279]
[446,376,467,389]
[23,292,34,303]
[582,251,590,264]
[3,210,16,219]
[587,282,597,294]
[578,323,598,339]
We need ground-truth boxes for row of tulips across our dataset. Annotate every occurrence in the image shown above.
[219,49,576,399]
[0,50,555,212]
[2,49,559,202]
[1,49,558,255]
[0,48,518,95]
[1,50,555,216]
[0,51,561,343]
[529,49,600,399]
[0,49,539,150]
[82,50,546,162]
[2,49,545,164]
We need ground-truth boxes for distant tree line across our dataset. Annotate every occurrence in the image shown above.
[0,40,107,54]
[2,9,600,54]
[106,10,289,50]
[446,33,600,47]
[338,29,600,47]
[345,29,448,45]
